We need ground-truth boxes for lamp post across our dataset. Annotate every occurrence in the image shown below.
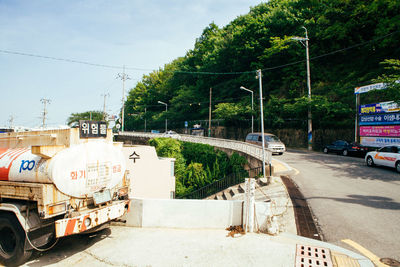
[292,26,312,151]
[256,70,266,179]
[240,86,254,133]
[158,101,168,132]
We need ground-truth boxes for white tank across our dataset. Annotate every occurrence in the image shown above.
[0,141,126,198]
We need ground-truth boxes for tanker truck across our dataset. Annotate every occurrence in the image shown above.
[0,122,130,266]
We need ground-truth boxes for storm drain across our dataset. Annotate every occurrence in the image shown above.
[295,244,333,267]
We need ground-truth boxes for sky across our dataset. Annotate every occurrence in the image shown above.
[0,0,263,128]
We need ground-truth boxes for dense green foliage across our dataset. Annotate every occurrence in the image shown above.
[149,138,247,197]
[67,110,106,126]
[124,0,400,133]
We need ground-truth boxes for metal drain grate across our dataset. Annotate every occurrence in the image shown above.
[295,244,333,267]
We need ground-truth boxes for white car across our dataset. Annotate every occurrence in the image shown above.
[365,145,400,173]
[162,130,181,139]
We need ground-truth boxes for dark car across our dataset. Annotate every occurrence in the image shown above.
[323,140,369,156]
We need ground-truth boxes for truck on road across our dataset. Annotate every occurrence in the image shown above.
[0,123,130,266]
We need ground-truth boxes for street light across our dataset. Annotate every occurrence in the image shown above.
[128,107,146,132]
[240,86,254,133]
[292,26,312,151]
[158,101,168,132]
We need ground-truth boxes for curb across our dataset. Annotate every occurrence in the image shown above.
[272,158,297,176]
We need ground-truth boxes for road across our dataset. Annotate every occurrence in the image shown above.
[278,150,400,262]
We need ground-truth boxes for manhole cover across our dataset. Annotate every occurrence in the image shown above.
[295,244,333,267]
[381,258,400,266]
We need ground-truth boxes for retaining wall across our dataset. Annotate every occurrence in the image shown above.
[125,198,271,230]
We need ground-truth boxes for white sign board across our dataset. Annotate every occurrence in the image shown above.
[354,82,386,94]
[360,136,400,147]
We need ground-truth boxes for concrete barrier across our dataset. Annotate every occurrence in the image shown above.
[125,198,271,230]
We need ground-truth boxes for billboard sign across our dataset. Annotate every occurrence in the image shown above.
[359,113,400,125]
[360,126,400,137]
[359,101,400,115]
[360,137,400,147]
[354,82,386,94]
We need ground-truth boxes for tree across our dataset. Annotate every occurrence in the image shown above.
[66,111,105,126]
[123,0,400,135]
[149,138,248,198]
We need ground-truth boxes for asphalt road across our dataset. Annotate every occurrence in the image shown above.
[278,150,400,262]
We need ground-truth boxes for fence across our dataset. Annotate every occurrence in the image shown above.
[177,167,263,199]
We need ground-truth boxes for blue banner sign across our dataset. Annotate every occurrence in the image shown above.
[359,101,400,115]
[359,113,400,125]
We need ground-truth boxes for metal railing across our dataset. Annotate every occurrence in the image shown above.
[117,132,271,199]
[117,132,272,164]
[177,167,263,199]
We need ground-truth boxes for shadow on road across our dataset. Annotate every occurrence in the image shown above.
[309,194,400,210]
[25,228,112,266]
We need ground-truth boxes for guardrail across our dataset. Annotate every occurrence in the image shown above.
[116,132,272,164]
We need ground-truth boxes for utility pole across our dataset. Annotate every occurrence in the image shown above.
[291,26,312,150]
[117,65,130,132]
[256,70,266,179]
[101,93,110,121]
[40,98,51,129]
[144,107,147,132]
[8,115,14,130]
[304,27,312,151]
[208,87,212,137]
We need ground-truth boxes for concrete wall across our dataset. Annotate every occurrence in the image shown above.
[123,146,175,199]
[125,198,271,230]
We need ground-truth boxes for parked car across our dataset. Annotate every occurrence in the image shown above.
[245,132,286,155]
[323,140,368,156]
[365,145,400,173]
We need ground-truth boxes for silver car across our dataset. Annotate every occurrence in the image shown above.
[245,133,286,155]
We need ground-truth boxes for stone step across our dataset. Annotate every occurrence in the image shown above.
[229,188,240,197]
[216,194,224,200]
[223,191,231,200]
[238,184,246,193]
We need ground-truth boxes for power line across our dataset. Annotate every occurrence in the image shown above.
[0,49,152,71]
[1,30,398,75]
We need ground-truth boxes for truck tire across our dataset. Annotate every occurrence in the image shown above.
[0,213,32,266]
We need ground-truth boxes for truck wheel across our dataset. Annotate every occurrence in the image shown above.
[0,214,32,266]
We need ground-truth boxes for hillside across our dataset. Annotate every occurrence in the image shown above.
[124,0,400,143]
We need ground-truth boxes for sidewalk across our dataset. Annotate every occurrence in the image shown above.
[22,157,374,267]
[23,227,373,267]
